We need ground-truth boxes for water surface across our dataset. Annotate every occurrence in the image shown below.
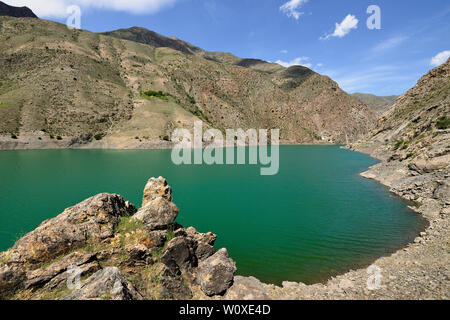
[0,146,426,285]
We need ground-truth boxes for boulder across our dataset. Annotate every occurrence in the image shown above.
[133,197,179,230]
[151,263,193,299]
[142,177,173,206]
[160,237,196,274]
[10,194,136,264]
[224,276,271,300]
[140,230,168,249]
[434,180,450,203]
[63,267,142,300]
[125,244,153,266]
[197,248,236,296]
[160,276,193,300]
[185,227,217,261]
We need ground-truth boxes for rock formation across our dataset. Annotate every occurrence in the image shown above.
[0,177,237,300]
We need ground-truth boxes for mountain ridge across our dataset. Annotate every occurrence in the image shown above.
[352,93,398,115]
[0,1,37,18]
[0,17,376,150]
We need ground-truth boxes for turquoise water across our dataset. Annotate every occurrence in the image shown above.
[0,146,426,285]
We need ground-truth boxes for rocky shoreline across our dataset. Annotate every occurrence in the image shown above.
[225,145,448,300]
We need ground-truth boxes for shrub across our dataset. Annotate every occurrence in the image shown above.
[393,140,404,150]
[94,134,103,140]
[437,117,450,130]
[56,136,62,140]
[142,90,170,100]
[162,135,170,141]
[186,93,196,105]
[10,133,18,139]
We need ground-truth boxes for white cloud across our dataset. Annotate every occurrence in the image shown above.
[275,57,312,68]
[430,50,450,66]
[4,0,178,17]
[329,65,415,93]
[280,50,289,54]
[280,0,308,20]
[372,36,408,53]
[320,14,358,40]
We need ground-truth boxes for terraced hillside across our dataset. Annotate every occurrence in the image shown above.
[0,17,376,149]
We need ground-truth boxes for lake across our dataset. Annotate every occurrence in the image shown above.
[0,146,426,285]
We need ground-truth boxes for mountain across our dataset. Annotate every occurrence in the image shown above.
[350,58,449,219]
[352,93,397,115]
[0,1,37,18]
[0,17,376,149]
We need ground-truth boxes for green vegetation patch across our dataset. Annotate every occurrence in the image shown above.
[142,90,172,101]
[393,140,404,151]
[115,216,145,234]
[436,117,450,130]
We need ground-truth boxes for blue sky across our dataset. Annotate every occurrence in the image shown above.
[6,0,450,96]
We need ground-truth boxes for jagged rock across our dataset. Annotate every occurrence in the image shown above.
[160,276,193,300]
[63,267,142,300]
[195,242,217,261]
[198,248,236,296]
[125,244,152,266]
[142,177,173,206]
[224,276,271,300]
[10,194,136,264]
[44,261,101,291]
[141,230,168,249]
[151,263,193,299]
[133,197,179,230]
[127,244,151,261]
[160,237,196,274]
[0,264,26,299]
[434,180,450,203]
[25,252,97,289]
[185,227,217,261]
[186,227,217,246]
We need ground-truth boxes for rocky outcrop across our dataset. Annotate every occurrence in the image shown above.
[0,178,236,300]
[63,267,142,300]
[9,193,136,264]
[142,177,173,205]
[198,248,237,296]
[133,197,179,231]
[24,252,99,290]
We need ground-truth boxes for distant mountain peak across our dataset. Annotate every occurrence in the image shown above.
[0,1,37,18]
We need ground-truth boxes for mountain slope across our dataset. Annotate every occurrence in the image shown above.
[352,93,397,115]
[350,59,449,219]
[0,17,376,149]
[0,1,37,18]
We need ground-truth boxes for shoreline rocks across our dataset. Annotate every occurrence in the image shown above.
[0,178,237,300]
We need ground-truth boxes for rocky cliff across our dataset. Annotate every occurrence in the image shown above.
[349,59,449,221]
[0,17,376,150]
